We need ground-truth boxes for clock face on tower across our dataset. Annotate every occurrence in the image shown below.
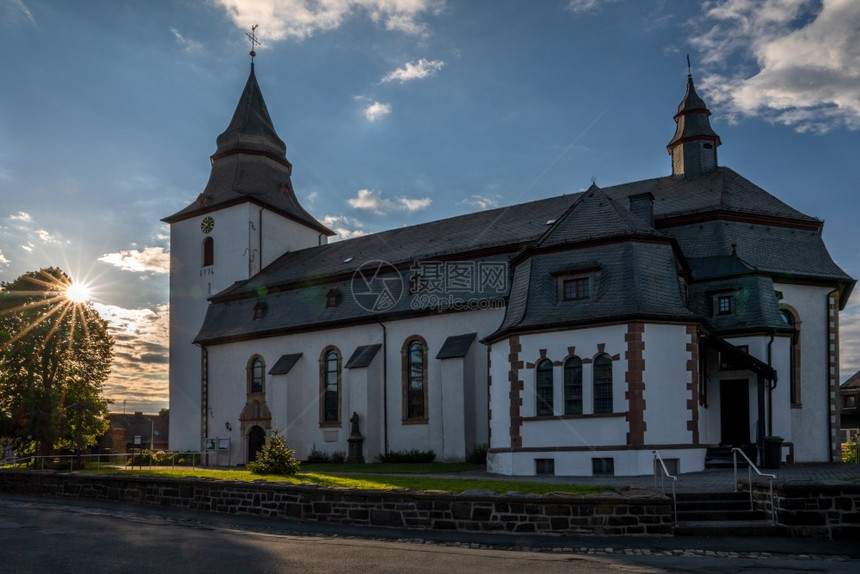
[201,216,214,234]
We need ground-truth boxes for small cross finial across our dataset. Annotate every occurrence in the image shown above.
[246,25,260,61]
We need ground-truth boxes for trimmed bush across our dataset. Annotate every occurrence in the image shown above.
[247,429,301,475]
[466,443,488,465]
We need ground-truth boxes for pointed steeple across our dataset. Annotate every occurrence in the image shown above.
[163,63,332,237]
[212,63,289,167]
[667,71,721,178]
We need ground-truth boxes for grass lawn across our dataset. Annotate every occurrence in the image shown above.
[81,463,612,496]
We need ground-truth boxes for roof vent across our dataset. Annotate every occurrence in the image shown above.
[343,257,354,263]
[546,219,556,225]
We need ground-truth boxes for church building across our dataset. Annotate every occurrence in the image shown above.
[164,62,853,476]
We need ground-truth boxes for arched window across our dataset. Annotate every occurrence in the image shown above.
[593,354,613,414]
[564,356,583,415]
[402,337,428,422]
[247,356,264,394]
[781,308,801,405]
[320,348,341,424]
[202,237,214,267]
[536,359,554,416]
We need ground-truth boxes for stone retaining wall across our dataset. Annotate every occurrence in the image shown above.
[0,471,673,535]
[750,481,860,540]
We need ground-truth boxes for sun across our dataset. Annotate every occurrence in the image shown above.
[65,282,92,303]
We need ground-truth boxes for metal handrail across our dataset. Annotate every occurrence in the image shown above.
[652,450,678,525]
[731,447,777,526]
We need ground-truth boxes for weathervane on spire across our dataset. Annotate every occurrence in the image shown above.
[246,25,260,62]
[686,54,692,76]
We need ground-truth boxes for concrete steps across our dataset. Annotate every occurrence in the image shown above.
[674,492,786,537]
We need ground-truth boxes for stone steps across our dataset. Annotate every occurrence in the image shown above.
[674,492,781,537]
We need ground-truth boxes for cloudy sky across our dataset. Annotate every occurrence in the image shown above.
[2,0,859,413]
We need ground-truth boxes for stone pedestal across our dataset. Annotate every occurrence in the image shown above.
[348,437,364,463]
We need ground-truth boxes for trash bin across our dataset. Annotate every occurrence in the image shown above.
[764,436,784,469]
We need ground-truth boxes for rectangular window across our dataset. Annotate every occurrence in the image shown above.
[718,295,732,315]
[535,458,555,476]
[846,395,857,408]
[592,458,615,476]
[563,277,590,300]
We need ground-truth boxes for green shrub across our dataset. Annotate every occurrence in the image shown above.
[844,437,858,464]
[305,448,331,463]
[331,450,346,464]
[466,443,488,465]
[376,449,436,463]
[247,429,301,475]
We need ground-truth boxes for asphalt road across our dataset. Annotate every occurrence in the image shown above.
[1,494,857,573]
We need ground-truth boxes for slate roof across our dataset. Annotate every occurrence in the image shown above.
[269,353,302,375]
[668,75,721,149]
[436,333,477,359]
[162,65,332,236]
[345,344,381,368]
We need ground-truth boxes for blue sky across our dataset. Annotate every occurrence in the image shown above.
[1,0,859,413]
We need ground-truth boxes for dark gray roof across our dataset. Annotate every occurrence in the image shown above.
[688,276,791,335]
[197,166,852,345]
[436,333,477,359]
[162,66,332,236]
[490,240,695,341]
[345,344,381,368]
[269,353,302,375]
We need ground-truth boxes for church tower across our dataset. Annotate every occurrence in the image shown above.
[162,61,333,452]
[667,72,721,178]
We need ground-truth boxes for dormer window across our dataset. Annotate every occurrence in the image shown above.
[253,301,267,320]
[718,295,732,315]
[326,289,342,308]
[563,277,590,301]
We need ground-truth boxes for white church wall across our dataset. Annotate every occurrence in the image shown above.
[641,323,696,445]
[777,282,834,462]
[169,203,265,453]
[259,207,327,270]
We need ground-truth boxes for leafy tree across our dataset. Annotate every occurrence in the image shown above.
[0,268,113,457]
[247,429,301,475]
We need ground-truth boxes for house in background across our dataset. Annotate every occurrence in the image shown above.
[840,371,860,443]
[164,61,853,476]
[98,412,169,454]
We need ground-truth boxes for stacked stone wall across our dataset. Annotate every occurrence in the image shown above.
[750,481,860,540]
[0,471,672,535]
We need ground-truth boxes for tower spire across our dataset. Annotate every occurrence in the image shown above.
[667,61,721,178]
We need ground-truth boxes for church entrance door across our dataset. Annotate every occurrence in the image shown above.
[248,425,265,463]
[720,379,750,446]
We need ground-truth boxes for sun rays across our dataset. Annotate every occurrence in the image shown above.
[0,268,95,353]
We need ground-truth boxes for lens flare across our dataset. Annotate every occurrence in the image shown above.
[65,282,91,303]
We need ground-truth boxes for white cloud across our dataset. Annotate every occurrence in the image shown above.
[21,242,33,252]
[461,193,501,210]
[565,0,616,13]
[35,229,62,245]
[348,189,432,214]
[693,0,860,133]
[9,211,31,222]
[321,215,368,240]
[99,246,170,274]
[212,0,442,42]
[0,248,9,266]
[1,0,36,26]
[363,101,392,121]
[381,58,445,83]
[170,27,203,53]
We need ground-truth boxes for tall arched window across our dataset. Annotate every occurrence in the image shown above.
[402,337,428,422]
[781,308,801,405]
[593,354,613,414]
[247,356,264,394]
[536,359,554,416]
[564,356,583,415]
[320,347,341,424]
[202,237,214,267]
